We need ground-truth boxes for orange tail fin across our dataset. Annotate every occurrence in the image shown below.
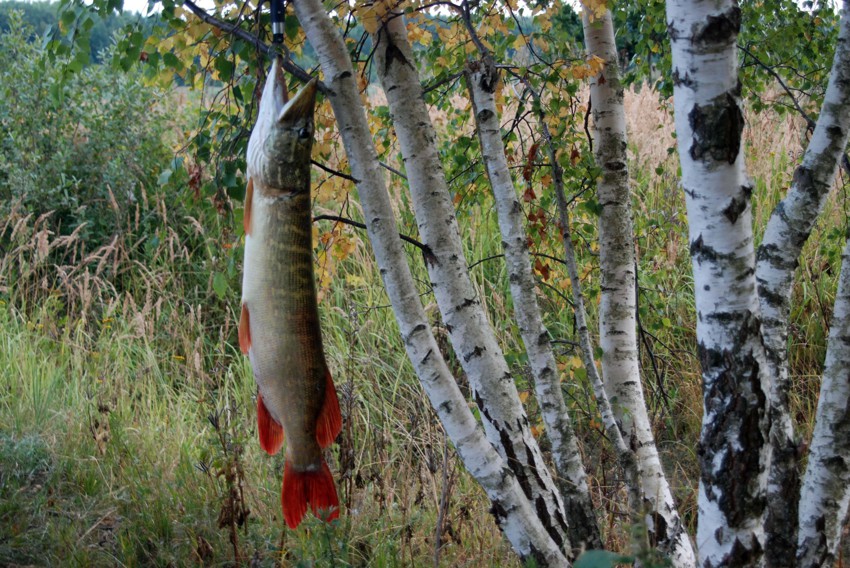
[239,304,251,355]
[316,370,342,448]
[281,459,339,529]
[257,393,284,455]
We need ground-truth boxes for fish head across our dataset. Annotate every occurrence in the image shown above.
[247,56,318,194]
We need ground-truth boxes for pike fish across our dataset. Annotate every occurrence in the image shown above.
[239,57,341,529]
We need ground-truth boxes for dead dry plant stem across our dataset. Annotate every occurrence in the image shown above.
[434,433,451,568]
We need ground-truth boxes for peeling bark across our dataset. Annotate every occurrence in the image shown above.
[291,1,568,563]
[753,3,850,565]
[582,9,696,567]
[666,1,769,566]
[465,55,602,554]
[798,239,850,568]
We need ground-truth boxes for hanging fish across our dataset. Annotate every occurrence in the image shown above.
[239,56,341,529]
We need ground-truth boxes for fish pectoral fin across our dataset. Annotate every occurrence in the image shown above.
[239,304,251,355]
[244,177,254,236]
[281,459,339,529]
[316,369,342,448]
[257,392,285,455]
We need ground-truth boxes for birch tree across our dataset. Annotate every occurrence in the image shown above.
[755,1,850,563]
[581,6,695,566]
[667,0,850,566]
[367,11,576,553]
[667,0,770,565]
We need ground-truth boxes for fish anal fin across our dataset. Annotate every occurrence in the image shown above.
[316,370,341,448]
[258,392,284,455]
[244,178,254,236]
[239,304,251,355]
[281,459,339,529]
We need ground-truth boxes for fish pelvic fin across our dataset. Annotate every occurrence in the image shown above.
[281,459,339,529]
[238,304,251,355]
[243,177,254,236]
[257,392,284,455]
[316,369,341,448]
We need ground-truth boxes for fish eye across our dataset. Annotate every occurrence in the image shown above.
[298,127,311,140]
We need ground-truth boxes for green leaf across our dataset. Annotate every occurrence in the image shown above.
[163,52,182,70]
[158,169,172,186]
[212,272,228,299]
[574,550,634,568]
[214,57,234,82]
[49,81,65,106]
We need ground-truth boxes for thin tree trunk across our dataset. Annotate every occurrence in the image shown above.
[370,15,572,554]
[465,54,602,553]
[798,240,850,568]
[290,1,568,563]
[666,1,769,566]
[754,3,850,564]
[582,9,696,567]
[533,85,643,519]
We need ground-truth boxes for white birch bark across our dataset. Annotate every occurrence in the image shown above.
[754,3,850,563]
[370,16,573,553]
[290,1,568,563]
[465,55,602,553]
[537,103,643,515]
[666,1,769,566]
[798,239,850,568]
[581,9,696,567]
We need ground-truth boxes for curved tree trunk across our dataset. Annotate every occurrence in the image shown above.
[798,239,850,568]
[581,9,696,567]
[666,1,769,566]
[465,55,602,553]
[290,1,568,564]
[754,2,850,564]
[370,15,572,554]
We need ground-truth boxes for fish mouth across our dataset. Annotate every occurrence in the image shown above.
[278,77,318,122]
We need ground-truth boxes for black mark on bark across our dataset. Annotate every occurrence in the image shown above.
[689,92,744,164]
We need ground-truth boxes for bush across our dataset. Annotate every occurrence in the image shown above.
[0,12,171,248]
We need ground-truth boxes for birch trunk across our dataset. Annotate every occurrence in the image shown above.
[537,101,643,520]
[370,16,573,554]
[465,55,602,552]
[582,9,696,566]
[754,3,850,563]
[666,1,769,566]
[290,1,568,563]
[798,240,850,568]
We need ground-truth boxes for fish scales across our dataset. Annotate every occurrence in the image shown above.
[239,57,341,529]
[245,191,326,467]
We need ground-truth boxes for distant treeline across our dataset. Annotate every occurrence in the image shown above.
[0,1,157,62]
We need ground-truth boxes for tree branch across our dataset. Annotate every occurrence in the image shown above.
[313,214,427,251]
[181,0,330,94]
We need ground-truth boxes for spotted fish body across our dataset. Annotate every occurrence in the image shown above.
[239,57,341,529]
